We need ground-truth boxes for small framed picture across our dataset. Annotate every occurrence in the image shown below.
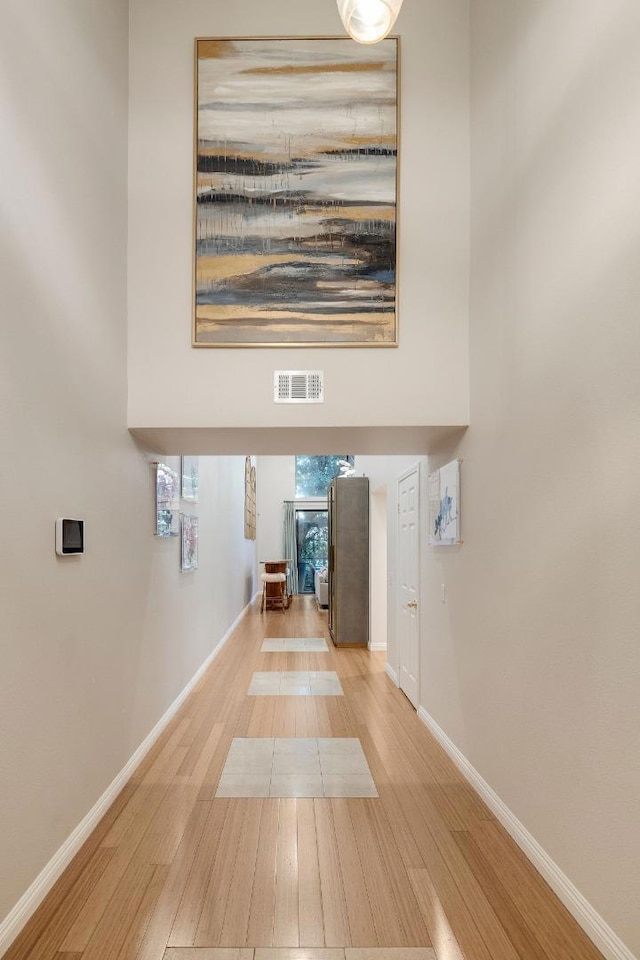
[428,459,461,545]
[244,456,256,540]
[181,455,199,502]
[181,513,199,571]
[155,462,180,537]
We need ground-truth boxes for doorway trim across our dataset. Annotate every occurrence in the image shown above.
[396,462,421,709]
[369,484,388,651]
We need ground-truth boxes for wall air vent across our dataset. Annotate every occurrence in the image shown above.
[274,370,324,403]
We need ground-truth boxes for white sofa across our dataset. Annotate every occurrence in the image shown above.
[314,568,329,608]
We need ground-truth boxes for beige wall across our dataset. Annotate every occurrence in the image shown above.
[420,2,640,955]
[127,0,470,435]
[255,457,296,583]
[0,0,256,933]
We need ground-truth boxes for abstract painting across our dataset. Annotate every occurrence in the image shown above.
[181,455,199,502]
[244,456,257,540]
[181,514,199,571]
[155,462,180,537]
[428,459,460,545]
[193,37,398,346]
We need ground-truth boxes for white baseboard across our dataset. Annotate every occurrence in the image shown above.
[368,641,388,652]
[0,599,253,958]
[417,707,637,960]
[385,661,399,686]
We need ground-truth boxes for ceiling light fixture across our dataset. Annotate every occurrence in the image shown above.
[336,0,404,44]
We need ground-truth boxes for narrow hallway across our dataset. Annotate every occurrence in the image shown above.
[6,598,605,960]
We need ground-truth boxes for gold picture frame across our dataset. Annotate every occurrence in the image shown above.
[193,36,399,348]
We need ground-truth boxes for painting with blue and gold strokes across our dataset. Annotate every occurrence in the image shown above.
[193,37,398,346]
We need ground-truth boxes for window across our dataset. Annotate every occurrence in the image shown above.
[296,510,328,593]
[295,456,355,498]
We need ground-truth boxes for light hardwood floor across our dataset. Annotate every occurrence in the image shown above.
[5,597,605,960]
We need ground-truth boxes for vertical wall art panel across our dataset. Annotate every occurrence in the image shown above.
[181,455,199,501]
[193,37,398,347]
[428,459,461,545]
[244,455,257,539]
[155,462,180,537]
[180,513,199,571]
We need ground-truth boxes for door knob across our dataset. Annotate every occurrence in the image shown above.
[407,599,418,608]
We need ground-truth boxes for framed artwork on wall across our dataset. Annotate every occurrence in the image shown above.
[428,459,461,545]
[181,513,199,571]
[244,456,257,540]
[181,455,199,502]
[193,36,399,347]
[155,462,180,537]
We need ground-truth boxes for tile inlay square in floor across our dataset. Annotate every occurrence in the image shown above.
[247,670,343,696]
[215,737,377,798]
[261,637,329,652]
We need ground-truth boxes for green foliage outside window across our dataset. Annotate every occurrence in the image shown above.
[295,455,355,498]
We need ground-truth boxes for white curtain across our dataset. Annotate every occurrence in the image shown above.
[283,502,299,596]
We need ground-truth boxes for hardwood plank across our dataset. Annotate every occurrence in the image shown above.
[180,722,225,786]
[470,821,605,960]
[220,799,264,946]
[354,746,424,870]
[246,693,276,738]
[303,695,324,738]
[135,801,211,960]
[405,780,521,960]
[453,831,550,960]
[80,859,158,960]
[232,695,256,740]
[141,720,192,786]
[440,781,495,828]
[297,800,324,947]
[195,801,248,945]
[246,799,280,947]
[136,783,200,865]
[103,784,164,850]
[60,785,171,952]
[113,864,170,960]
[363,708,468,833]
[407,868,467,960]
[325,699,350,739]
[311,696,332,738]
[330,800,377,947]
[363,718,518,960]
[294,698,309,737]
[199,723,238,796]
[272,798,299,947]
[273,698,299,740]
[385,790,494,960]
[168,801,230,947]
[347,799,405,946]
[314,801,350,949]
[363,800,431,946]
[2,847,115,960]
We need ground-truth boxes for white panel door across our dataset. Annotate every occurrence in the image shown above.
[397,467,420,708]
